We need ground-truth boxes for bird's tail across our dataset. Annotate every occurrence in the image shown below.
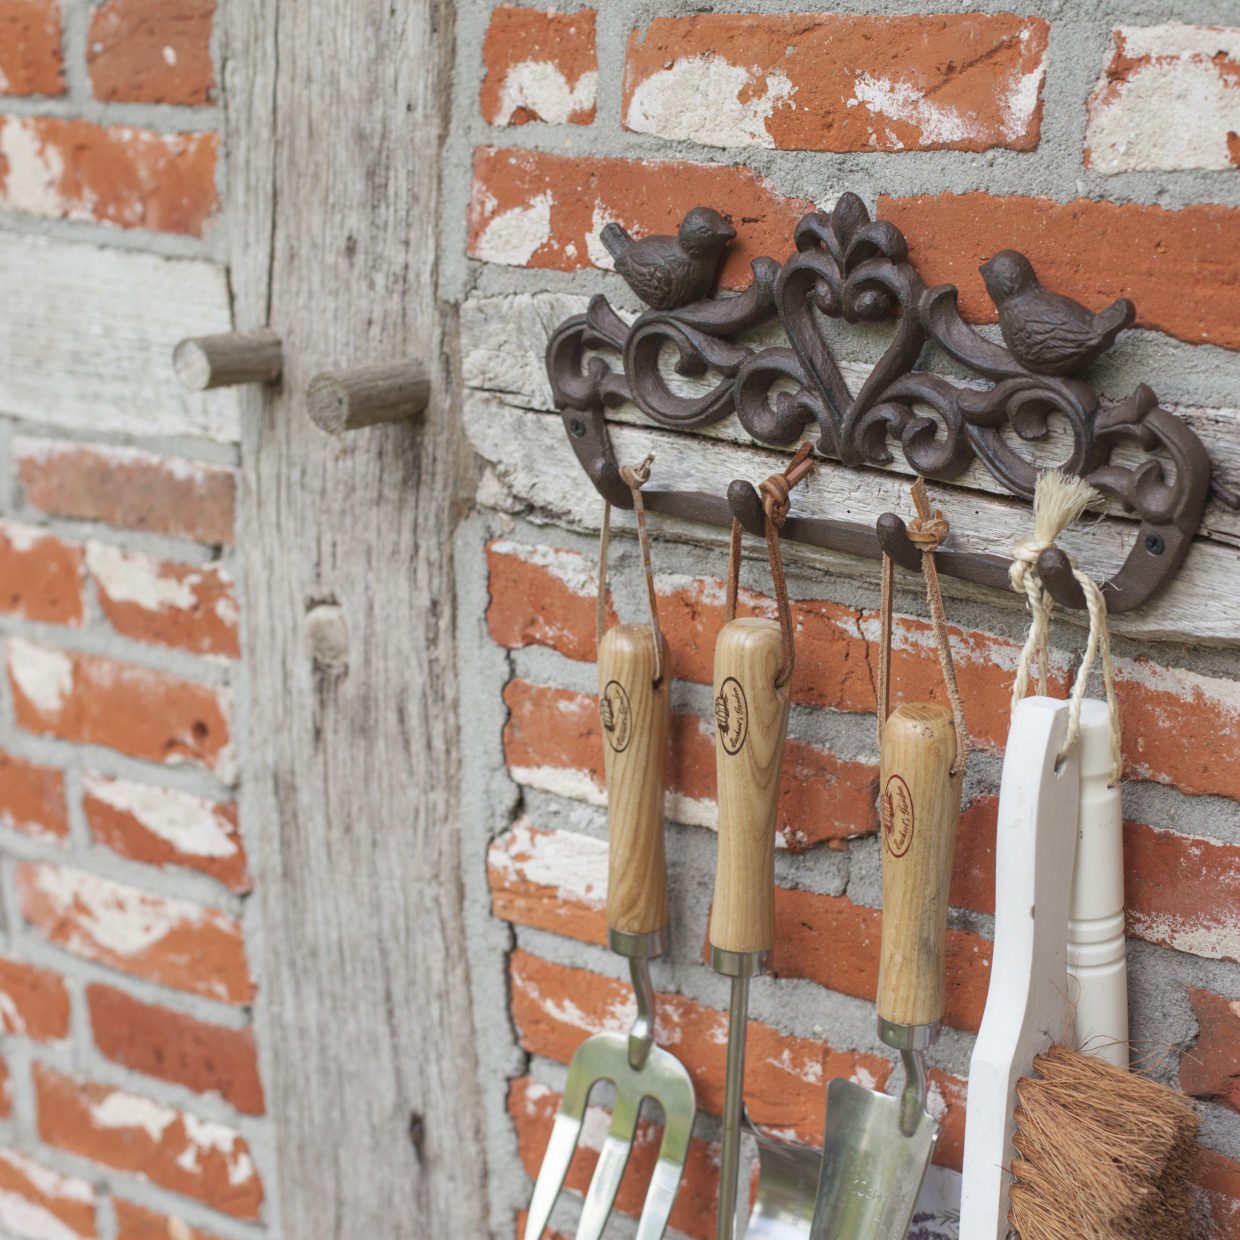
[599,221,631,261]
[1097,298,1137,339]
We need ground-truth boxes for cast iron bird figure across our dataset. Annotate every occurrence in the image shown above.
[600,207,736,310]
[980,250,1136,376]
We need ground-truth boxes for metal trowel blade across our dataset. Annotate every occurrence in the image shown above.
[807,1077,939,1240]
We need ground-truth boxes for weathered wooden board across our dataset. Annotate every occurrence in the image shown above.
[461,291,1240,545]
[464,392,1240,643]
[225,1,487,1236]
[0,233,240,440]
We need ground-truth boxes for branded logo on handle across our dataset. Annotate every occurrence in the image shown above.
[881,774,915,857]
[600,681,632,752]
[715,677,748,755]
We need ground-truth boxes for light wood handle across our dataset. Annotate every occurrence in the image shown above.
[709,618,790,956]
[599,624,670,936]
[877,703,962,1028]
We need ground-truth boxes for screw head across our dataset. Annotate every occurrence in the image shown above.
[569,417,586,438]
[1144,533,1165,555]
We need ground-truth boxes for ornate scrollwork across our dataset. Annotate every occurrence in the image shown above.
[545,192,1230,612]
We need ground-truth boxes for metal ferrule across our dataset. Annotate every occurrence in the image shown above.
[609,926,666,960]
[878,1017,939,1051]
[710,946,769,978]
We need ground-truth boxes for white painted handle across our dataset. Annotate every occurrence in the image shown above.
[959,697,1080,1240]
[1067,698,1129,1068]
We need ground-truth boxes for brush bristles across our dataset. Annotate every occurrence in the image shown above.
[1007,1045,1200,1240]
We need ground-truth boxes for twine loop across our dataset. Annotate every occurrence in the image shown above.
[726,443,815,689]
[597,454,664,686]
[878,478,970,777]
[1009,471,1122,786]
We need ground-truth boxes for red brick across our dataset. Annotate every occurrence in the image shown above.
[502,679,877,850]
[624,14,1047,152]
[18,862,254,1004]
[87,543,240,658]
[0,0,64,96]
[511,1075,720,1240]
[511,949,889,1145]
[0,1148,95,1237]
[0,748,68,840]
[88,0,215,106]
[0,956,70,1040]
[0,521,84,626]
[950,795,997,915]
[468,147,812,291]
[1197,1148,1240,1239]
[35,1065,262,1219]
[481,6,596,127]
[0,116,218,236]
[0,1056,9,1117]
[1180,989,1240,1113]
[514,1212,570,1240]
[1087,26,1240,174]
[1125,822,1240,964]
[772,887,992,1034]
[488,819,608,945]
[7,640,233,777]
[487,538,613,662]
[88,984,263,1114]
[114,1200,223,1240]
[15,440,236,546]
[880,192,1240,352]
[83,772,249,893]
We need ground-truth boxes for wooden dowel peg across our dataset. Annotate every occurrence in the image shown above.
[173,329,283,391]
[306,361,430,435]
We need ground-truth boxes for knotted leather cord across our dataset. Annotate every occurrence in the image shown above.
[724,443,814,688]
[1010,471,1123,785]
[596,453,665,686]
[878,478,971,777]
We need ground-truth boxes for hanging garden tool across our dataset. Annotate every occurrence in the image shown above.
[710,444,813,1240]
[960,471,1200,1240]
[809,478,968,1240]
[524,457,696,1240]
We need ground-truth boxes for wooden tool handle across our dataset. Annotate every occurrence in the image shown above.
[598,624,671,936]
[877,703,963,1028]
[710,618,790,956]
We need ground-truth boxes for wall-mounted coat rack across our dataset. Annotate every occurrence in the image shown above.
[546,193,1237,613]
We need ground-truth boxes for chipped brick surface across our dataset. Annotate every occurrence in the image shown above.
[880,192,1240,352]
[0,0,64,96]
[0,956,70,1040]
[7,640,233,776]
[468,147,812,289]
[88,984,264,1114]
[0,1147,95,1238]
[35,1065,262,1219]
[87,0,216,106]
[0,116,219,235]
[15,440,236,546]
[114,1199,223,1240]
[1181,989,1240,1113]
[0,748,68,840]
[1087,25,1240,172]
[0,520,84,626]
[624,14,1047,152]
[481,6,596,127]
[18,863,254,1003]
[83,772,249,892]
[87,543,240,658]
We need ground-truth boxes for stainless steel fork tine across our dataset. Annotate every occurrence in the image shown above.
[574,1096,641,1240]
[525,1109,587,1240]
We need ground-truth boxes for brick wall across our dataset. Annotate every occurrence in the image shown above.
[447,5,1240,1238]
[0,4,267,1240]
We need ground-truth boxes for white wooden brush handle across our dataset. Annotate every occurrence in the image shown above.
[1067,698,1129,1069]
[959,697,1080,1240]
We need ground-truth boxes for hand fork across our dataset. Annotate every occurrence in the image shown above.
[523,624,696,1240]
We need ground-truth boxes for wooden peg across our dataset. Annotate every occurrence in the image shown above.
[306,361,430,435]
[173,329,283,391]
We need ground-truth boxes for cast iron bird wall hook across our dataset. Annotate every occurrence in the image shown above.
[980,250,1137,376]
[601,207,737,310]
